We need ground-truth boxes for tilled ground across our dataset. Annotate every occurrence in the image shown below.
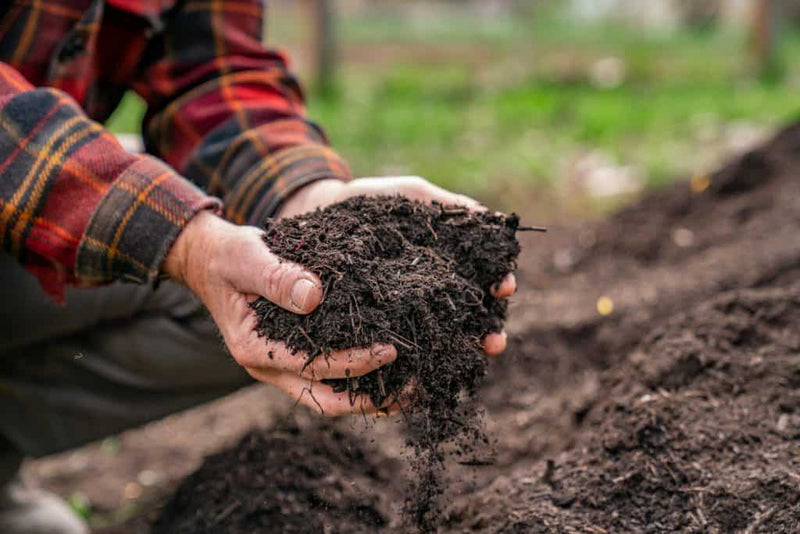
[448,120,800,532]
[26,121,800,533]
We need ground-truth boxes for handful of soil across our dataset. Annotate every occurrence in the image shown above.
[250,195,522,527]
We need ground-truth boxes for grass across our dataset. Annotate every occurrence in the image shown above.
[106,9,800,213]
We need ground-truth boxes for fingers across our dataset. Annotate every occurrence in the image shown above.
[419,180,484,211]
[219,287,396,382]
[482,331,508,356]
[260,341,397,380]
[222,227,323,314]
[246,367,390,417]
[491,273,517,299]
[347,177,485,211]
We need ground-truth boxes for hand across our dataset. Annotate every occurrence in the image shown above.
[164,211,398,416]
[278,176,517,355]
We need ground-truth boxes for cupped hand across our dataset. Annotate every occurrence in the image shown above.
[165,177,516,415]
[277,176,517,356]
[164,211,399,416]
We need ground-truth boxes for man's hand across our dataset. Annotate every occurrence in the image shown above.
[277,176,517,355]
[164,211,398,416]
[165,176,516,416]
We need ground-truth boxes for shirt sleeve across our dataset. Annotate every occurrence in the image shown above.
[132,0,352,227]
[0,63,221,302]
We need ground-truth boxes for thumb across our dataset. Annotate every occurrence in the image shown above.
[224,227,323,314]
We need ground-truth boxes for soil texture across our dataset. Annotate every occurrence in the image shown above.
[249,196,522,526]
[449,287,800,532]
[148,121,800,533]
[152,418,397,534]
[447,120,800,532]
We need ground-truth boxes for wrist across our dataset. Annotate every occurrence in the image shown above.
[163,210,220,285]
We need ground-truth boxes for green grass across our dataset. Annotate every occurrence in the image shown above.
[311,70,797,193]
[106,13,800,212]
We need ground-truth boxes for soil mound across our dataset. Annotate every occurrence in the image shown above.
[450,287,800,532]
[151,418,396,534]
[580,120,800,269]
[447,120,800,531]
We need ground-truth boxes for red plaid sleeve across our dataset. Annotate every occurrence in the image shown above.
[131,0,352,226]
[0,63,220,301]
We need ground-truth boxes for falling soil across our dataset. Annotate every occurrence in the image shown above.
[150,121,800,534]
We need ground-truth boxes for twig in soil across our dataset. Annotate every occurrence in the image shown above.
[694,507,708,527]
[298,327,320,374]
[445,294,457,312]
[211,501,240,525]
[297,385,325,415]
[743,506,776,534]
[441,207,468,215]
[363,227,383,251]
[408,318,419,347]
[541,459,559,488]
[456,458,495,466]
[517,225,548,232]
[377,369,387,398]
[382,330,420,349]
[297,326,318,352]
[349,293,362,334]
[463,288,485,307]
[425,219,438,241]
[346,375,361,407]
[344,369,356,407]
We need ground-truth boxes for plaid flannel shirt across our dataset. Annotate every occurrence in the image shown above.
[0,0,351,301]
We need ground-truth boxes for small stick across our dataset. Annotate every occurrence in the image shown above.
[457,458,495,466]
[517,225,548,232]
[425,219,438,241]
[384,330,420,349]
[297,326,318,351]
[297,386,324,414]
[377,369,387,398]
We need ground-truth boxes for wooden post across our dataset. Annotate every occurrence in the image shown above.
[308,0,337,97]
[750,0,782,80]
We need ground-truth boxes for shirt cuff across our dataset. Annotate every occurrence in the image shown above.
[223,144,352,226]
[75,156,221,286]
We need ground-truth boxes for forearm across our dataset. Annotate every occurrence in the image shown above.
[0,63,219,301]
[133,0,351,227]
[174,120,352,225]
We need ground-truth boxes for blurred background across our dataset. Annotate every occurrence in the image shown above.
[108,0,800,219]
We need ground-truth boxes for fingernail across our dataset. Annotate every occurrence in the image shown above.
[290,279,318,312]
[374,346,395,362]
